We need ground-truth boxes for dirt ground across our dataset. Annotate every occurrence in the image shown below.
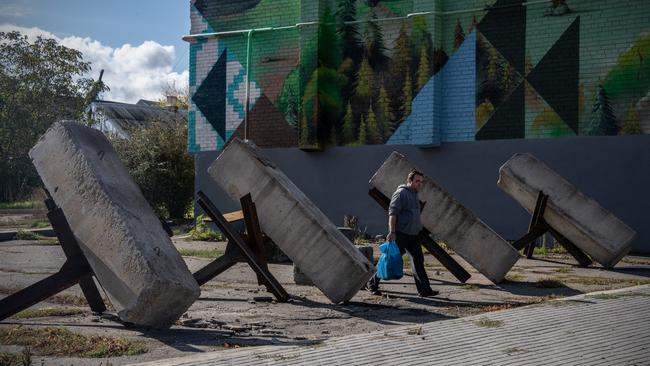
[1,236,650,366]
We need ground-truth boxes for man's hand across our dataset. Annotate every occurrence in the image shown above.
[387,231,396,241]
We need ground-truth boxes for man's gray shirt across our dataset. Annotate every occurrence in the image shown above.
[388,184,422,236]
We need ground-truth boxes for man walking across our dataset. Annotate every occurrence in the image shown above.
[368,170,438,297]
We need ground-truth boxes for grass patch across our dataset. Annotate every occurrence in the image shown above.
[562,276,650,286]
[178,248,223,259]
[473,317,504,328]
[553,267,573,273]
[0,327,147,358]
[14,307,86,319]
[533,245,567,256]
[535,277,565,288]
[504,273,525,282]
[188,214,224,241]
[406,326,423,335]
[0,201,36,209]
[29,220,50,229]
[460,284,479,291]
[587,291,650,300]
[14,230,41,241]
[0,348,31,366]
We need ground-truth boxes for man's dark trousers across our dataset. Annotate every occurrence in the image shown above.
[368,231,433,295]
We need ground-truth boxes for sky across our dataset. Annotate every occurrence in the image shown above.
[0,0,191,103]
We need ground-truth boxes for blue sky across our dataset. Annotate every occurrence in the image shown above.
[0,0,192,103]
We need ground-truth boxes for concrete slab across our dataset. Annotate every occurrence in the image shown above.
[498,153,636,268]
[208,139,374,303]
[29,121,200,327]
[369,152,519,283]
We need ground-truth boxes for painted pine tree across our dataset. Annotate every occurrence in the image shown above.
[358,115,368,144]
[366,105,382,144]
[336,0,362,64]
[353,55,374,119]
[389,23,412,121]
[401,70,413,122]
[587,85,618,135]
[342,102,356,144]
[376,85,394,140]
[362,8,389,71]
[416,48,431,92]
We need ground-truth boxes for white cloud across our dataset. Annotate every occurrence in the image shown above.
[0,24,188,103]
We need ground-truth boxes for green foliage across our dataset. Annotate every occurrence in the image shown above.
[0,326,147,358]
[0,31,96,202]
[178,248,224,258]
[276,68,301,129]
[110,119,194,219]
[536,277,565,288]
[353,56,374,113]
[188,214,224,241]
[602,32,650,106]
[318,5,342,70]
[15,307,85,319]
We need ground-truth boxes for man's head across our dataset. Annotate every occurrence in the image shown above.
[406,170,424,192]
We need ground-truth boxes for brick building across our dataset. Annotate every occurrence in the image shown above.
[185,0,650,252]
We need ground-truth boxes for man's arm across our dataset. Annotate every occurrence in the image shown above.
[387,215,397,241]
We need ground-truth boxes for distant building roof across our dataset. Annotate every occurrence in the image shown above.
[88,100,187,139]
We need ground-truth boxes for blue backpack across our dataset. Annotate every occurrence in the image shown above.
[376,241,403,280]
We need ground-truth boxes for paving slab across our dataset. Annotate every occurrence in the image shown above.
[369,152,520,283]
[29,121,200,327]
[129,285,650,366]
[498,153,636,268]
[208,139,374,303]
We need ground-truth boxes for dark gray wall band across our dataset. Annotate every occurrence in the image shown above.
[196,135,650,254]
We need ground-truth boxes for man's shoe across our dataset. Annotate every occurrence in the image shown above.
[419,290,439,297]
[368,288,382,296]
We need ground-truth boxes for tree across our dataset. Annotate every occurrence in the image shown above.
[620,103,643,135]
[586,85,618,136]
[416,48,431,92]
[376,85,394,139]
[111,119,194,219]
[454,19,465,52]
[342,102,356,144]
[0,31,96,202]
[366,105,382,144]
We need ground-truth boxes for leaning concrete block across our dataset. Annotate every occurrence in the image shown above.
[29,121,200,327]
[498,153,636,268]
[369,152,519,283]
[208,139,374,303]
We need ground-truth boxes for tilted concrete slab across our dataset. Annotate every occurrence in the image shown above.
[369,152,519,283]
[29,121,200,327]
[498,153,636,268]
[208,139,375,303]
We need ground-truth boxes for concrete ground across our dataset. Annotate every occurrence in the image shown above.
[1,237,649,365]
[131,285,650,366]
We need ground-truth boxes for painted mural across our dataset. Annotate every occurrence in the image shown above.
[187,0,650,153]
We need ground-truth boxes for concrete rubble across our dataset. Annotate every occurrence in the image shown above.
[29,121,200,327]
[498,153,636,267]
[208,138,375,303]
[369,152,520,283]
